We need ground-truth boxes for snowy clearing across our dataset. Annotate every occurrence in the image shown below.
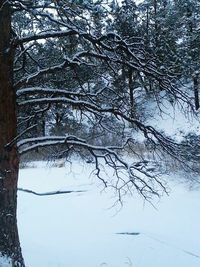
[18,161,200,267]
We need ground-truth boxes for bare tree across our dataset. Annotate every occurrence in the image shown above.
[0,1,194,266]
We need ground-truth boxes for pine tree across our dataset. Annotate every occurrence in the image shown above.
[173,0,200,109]
[0,1,197,265]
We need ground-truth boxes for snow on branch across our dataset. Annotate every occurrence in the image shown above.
[15,29,78,45]
[17,134,169,201]
[17,96,184,162]
[17,135,120,155]
[14,56,78,89]
[12,0,196,203]
[16,85,109,98]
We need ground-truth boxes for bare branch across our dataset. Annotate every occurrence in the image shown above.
[18,188,86,196]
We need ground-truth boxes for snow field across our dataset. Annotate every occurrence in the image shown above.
[18,161,200,267]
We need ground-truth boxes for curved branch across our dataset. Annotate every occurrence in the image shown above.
[18,188,86,196]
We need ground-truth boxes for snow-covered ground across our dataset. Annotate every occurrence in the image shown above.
[0,255,12,267]
[18,161,200,267]
[149,101,200,142]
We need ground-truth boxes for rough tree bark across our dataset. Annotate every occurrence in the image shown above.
[0,1,25,266]
[193,72,200,111]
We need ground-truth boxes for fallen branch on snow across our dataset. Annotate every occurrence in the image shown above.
[18,188,86,196]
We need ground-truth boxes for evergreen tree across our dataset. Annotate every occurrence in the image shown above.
[173,0,200,109]
[0,1,197,265]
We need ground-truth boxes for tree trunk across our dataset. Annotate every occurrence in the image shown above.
[0,1,25,266]
[128,69,135,119]
[153,0,158,49]
[193,73,200,111]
